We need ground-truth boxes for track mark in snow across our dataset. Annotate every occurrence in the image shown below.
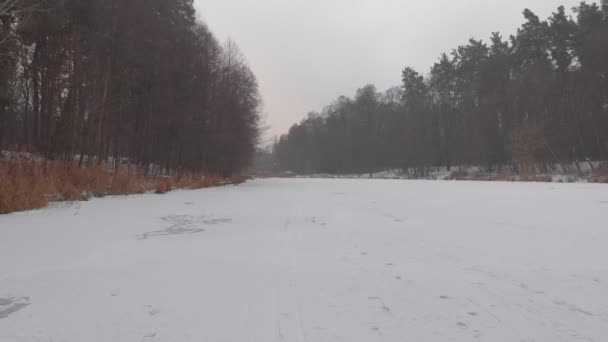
[468,267,547,295]
[551,299,595,317]
[0,297,31,319]
[310,217,327,227]
[141,332,157,341]
[368,296,393,316]
[469,266,606,322]
[137,215,231,239]
[383,213,403,223]
[275,218,309,342]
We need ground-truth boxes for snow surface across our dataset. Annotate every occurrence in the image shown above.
[1,178,607,342]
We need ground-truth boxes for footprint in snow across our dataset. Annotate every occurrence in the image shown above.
[0,296,31,319]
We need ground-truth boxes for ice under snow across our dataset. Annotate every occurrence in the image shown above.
[1,178,607,341]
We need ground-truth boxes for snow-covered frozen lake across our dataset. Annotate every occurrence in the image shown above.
[1,178,607,342]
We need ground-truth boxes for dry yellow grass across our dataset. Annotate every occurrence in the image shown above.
[590,168,608,183]
[445,170,469,180]
[447,168,554,183]
[0,160,237,215]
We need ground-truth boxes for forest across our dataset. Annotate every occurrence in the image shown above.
[0,0,261,176]
[275,2,608,176]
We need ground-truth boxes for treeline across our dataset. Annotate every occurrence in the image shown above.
[0,0,261,176]
[275,3,608,175]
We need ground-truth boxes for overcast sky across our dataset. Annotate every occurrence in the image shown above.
[193,0,582,139]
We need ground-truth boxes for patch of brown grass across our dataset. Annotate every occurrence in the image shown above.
[446,170,469,180]
[0,160,241,215]
[519,174,553,183]
[488,173,517,182]
[447,169,553,183]
[0,162,50,213]
[590,168,608,183]
[109,171,152,195]
[155,178,172,194]
[229,175,252,185]
[249,172,292,178]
